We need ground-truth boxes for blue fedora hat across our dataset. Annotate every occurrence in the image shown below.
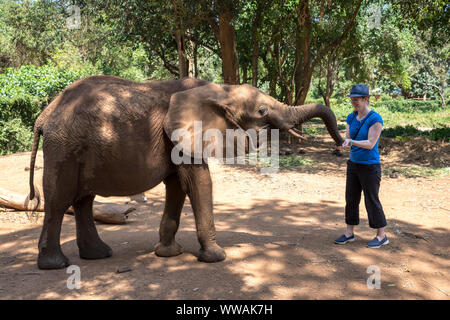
[347,84,370,97]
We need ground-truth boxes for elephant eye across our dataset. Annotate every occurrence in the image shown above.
[258,107,268,116]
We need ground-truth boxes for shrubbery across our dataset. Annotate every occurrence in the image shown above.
[0,94,41,129]
[0,65,89,124]
[0,64,90,154]
[0,118,34,155]
[382,125,450,142]
[372,99,441,113]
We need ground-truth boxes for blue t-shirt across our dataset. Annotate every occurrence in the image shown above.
[346,110,383,165]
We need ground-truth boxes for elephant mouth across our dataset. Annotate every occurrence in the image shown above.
[287,127,306,140]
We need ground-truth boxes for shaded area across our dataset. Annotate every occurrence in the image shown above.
[0,135,448,300]
[0,194,448,300]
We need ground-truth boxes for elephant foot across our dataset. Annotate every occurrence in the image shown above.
[198,244,226,263]
[155,241,183,257]
[38,250,70,270]
[79,241,112,260]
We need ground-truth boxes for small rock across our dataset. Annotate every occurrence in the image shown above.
[394,230,402,235]
[193,288,199,292]
[120,242,129,246]
[117,266,132,273]
[298,149,306,154]
[390,173,398,178]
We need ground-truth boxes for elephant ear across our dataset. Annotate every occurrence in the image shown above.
[163,83,247,162]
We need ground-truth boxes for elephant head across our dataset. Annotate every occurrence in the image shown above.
[163,82,344,161]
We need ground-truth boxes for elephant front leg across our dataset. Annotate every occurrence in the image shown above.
[177,164,226,263]
[155,173,186,257]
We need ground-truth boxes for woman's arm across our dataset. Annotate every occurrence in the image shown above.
[342,122,383,150]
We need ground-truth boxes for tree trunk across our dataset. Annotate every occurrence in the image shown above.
[262,39,279,97]
[263,51,278,96]
[242,63,248,83]
[187,35,196,78]
[294,0,362,105]
[294,0,312,105]
[193,42,198,78]
[218,10,240,84]
[175,30,189,78]
[251,1,264,87]
[252,39,259,87]
[324,51,335,107]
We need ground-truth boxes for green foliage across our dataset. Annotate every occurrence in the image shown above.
[0,64,88,101]
[383,165,450,178]
[0,118,34,155]
[302,126,322,135]
[0,0,67,69]
[0,64,92,154]
[382,125,450,141]
[245,154,314,168]
[372,98,441,113]
[0,94,41,129]
[278,156,314,168]
[0,64,90,127]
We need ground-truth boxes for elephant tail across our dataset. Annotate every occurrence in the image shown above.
[26,121,42,212]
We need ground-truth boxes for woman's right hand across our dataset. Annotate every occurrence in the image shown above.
[342,139,352,148]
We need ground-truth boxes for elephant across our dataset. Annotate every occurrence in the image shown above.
[27,75,344,269]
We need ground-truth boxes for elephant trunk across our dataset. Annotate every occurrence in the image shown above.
[283,103,344,146]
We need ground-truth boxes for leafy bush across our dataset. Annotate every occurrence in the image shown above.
[0,118,34,155]
[0,94,41,128]
[0,64,92,154]
[0,64,89,102]
[382,125,449,141]
[372,99,441,113]
[426,127,450,141]
[0,64,91,128]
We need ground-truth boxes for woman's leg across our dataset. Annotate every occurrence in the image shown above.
[360,164,387,238]
[345,161,362,233]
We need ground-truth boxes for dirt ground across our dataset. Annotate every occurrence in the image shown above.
[0,132,449,300]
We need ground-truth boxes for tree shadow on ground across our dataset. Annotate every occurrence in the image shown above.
[0,192,448,300]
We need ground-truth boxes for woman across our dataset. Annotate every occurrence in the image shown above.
[335,84,388,248]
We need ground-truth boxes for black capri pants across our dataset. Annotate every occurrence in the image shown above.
[345,160,387,229]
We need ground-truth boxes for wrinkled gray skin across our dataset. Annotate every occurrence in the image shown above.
[28,75,344,269]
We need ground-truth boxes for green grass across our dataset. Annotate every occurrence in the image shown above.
[383,165,450,178]
[244,155,315,168]
[382,126,450,141]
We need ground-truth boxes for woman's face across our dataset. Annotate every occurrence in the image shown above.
[350,96,369,113]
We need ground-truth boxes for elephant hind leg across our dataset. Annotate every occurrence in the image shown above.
[37,199,71,269]
[38,161,78,269]
[155,173,186,258]
[73,194,112,260]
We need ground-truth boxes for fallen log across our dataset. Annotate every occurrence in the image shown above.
[0,187,133,224]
